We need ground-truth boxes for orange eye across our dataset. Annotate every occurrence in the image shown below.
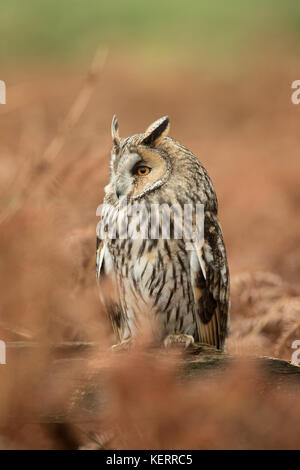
[136,166,151,176]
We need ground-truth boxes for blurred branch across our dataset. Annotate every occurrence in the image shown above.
[6,341,98,350]
[0,323,34,340]
[42,48,108,166]
[0,47,108,225]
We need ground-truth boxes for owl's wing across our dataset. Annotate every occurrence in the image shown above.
[190,211,230,350]
[96,235,123,342]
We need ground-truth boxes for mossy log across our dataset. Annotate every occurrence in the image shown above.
[5,341,300,424]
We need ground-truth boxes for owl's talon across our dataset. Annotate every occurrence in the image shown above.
[163,334,195,349]
[111,337,134,352]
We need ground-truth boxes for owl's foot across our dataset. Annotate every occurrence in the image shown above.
[163,334,195,349]
[111,337,134,352]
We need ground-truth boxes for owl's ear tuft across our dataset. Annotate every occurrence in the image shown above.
[111,115,120,147]
[142,116,170,146]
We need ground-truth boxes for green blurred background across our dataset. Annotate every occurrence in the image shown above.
[1,0,300,67]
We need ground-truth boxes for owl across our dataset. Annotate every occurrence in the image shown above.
[96,115,230,350]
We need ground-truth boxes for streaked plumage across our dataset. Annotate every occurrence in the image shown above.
[96,116,230,350]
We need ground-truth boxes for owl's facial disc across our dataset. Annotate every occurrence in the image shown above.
[113,147,168,200]
[114,152,141,199]
[108,115,171,201]
[130,146,168,199]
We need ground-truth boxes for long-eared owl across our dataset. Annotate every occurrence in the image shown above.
[96,116,230,350]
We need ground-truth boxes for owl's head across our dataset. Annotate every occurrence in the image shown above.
[106,115,173,202]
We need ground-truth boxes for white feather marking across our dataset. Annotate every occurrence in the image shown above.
[96,243,105,279]
[194,243,206,280]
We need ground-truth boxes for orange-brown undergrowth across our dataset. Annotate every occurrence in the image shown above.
[0,56,299,449]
